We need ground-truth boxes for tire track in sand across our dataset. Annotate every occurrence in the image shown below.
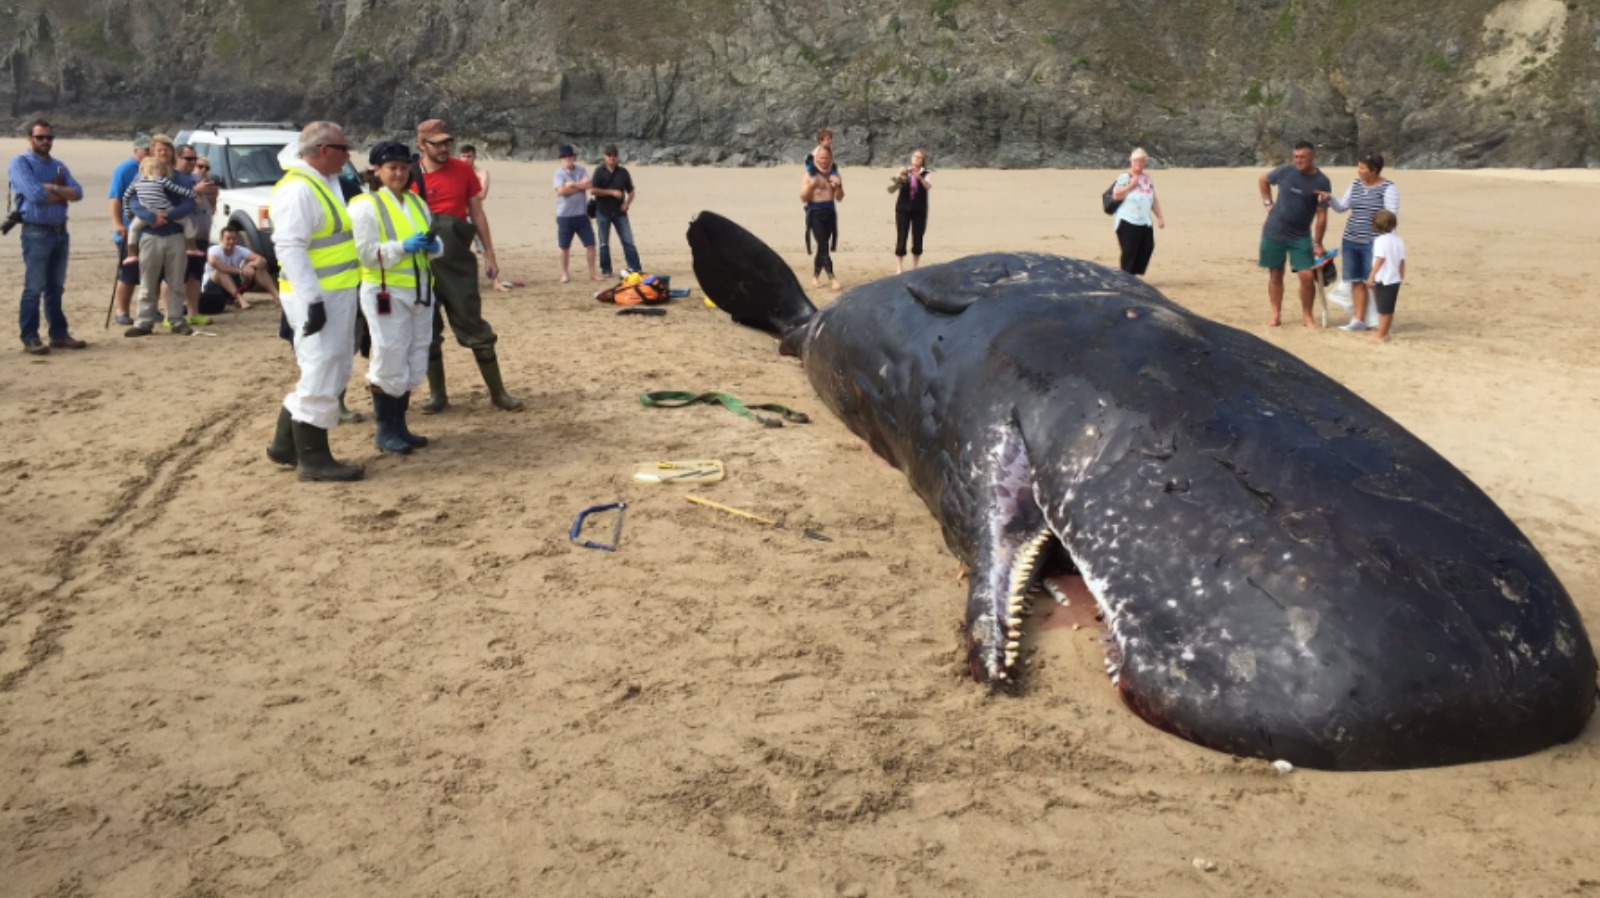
[0,402,255,692]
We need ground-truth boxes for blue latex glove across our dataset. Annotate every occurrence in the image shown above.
[428,236,443,255]
[401,233,431,254]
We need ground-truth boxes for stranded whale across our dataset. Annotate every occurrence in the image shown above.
[686,211,1595,771]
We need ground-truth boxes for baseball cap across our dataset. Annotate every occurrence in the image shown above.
[133,134,152,149]
[558,144,576,158]
[369,140,412,167]
[417,119,451,143]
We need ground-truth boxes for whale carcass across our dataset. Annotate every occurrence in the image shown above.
[686,211,1596,770]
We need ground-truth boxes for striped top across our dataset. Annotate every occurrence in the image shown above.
[1329,178,1399,244]
[123,175,195,214]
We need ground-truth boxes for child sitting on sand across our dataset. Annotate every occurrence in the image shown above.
[1364,210,1406,342]
[121,156,202,266]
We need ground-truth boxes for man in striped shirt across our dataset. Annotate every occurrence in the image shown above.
[7,119,87,354]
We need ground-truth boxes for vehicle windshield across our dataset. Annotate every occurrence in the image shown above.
[227,144,289,187]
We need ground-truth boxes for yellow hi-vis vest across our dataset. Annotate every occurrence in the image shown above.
[350,188,432,290]
[273,169,359,296]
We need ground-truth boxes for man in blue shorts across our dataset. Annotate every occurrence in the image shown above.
[108,134,151,325]
[552,145,597,283]
[1257,141,1330,327]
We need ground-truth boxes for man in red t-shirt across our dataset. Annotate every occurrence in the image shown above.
[412,119,521,412]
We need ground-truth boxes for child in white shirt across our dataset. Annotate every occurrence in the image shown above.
[1364,210,1406,342]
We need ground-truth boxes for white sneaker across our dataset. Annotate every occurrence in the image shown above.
[1340,320,1369,332]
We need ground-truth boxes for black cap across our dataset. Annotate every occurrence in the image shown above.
[369,140,412,167]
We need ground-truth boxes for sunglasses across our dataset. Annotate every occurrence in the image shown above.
[180,155,198,161]
[195,163,211,170]
[320,143,351,154]
[425,137,454,147]
[31,134,54,141]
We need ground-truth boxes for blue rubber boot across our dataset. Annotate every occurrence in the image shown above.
[396,392,429,448]
[370,387,413,455]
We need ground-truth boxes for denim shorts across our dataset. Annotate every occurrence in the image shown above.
[556,215,595,249]
[1342,241,1373,282]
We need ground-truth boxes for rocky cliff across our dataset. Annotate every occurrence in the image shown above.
[4,0,1597,167]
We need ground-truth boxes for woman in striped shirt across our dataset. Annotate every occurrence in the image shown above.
[1321,151,1400,331]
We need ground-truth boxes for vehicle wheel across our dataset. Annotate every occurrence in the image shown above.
[230,214,278,275]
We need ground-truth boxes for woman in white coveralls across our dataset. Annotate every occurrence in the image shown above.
[350,140,443,454]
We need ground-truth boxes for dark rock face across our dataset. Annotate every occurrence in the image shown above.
[5,0,1597,168]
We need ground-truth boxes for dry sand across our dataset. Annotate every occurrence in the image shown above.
[3,140,1598,897]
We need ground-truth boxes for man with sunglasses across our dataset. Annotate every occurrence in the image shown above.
[8,119,87,354]
[174,144,219,320]
[411,118,521,413]
[261,121,364,482]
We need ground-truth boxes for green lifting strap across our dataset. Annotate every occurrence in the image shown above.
[639,391,810,429]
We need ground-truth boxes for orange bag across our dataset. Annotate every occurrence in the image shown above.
[595,274,669,306]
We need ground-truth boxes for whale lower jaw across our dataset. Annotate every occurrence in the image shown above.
[964,421,1126,688]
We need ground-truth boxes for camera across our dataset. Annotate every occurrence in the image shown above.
[0,197,23,235]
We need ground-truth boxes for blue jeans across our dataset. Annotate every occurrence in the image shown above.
[596,211,642,275]
[1341,240,1373,282]
[18,224,71,343]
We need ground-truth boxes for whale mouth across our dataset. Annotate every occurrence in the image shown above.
[976,527,1120,686]
[965,421,1119,686]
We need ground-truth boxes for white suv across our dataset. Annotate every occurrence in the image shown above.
[175,123,362,271]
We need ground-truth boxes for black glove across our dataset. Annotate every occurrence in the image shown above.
[301,301,327,338]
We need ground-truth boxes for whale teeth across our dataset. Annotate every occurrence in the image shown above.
[1007,616,1022,628]
[1006,640,1020,651]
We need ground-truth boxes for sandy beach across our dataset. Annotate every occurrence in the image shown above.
[3,139,1598,897]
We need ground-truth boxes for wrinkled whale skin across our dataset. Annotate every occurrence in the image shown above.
[688,212,1596,771]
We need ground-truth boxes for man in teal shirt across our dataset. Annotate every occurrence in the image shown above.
[1257,141,1331,328]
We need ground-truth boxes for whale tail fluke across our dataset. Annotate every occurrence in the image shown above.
[687,211,817,348]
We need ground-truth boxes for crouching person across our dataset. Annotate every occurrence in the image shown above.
[264,122,364,481]
[350,141,440,454]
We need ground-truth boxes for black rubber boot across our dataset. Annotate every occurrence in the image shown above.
[266,406,297,467]
[292,420,365,482]
[420,347,448,414]
[338,389,364,424]
[397,392,429,448]
[371,387,413,455]
[473,347,524,411]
